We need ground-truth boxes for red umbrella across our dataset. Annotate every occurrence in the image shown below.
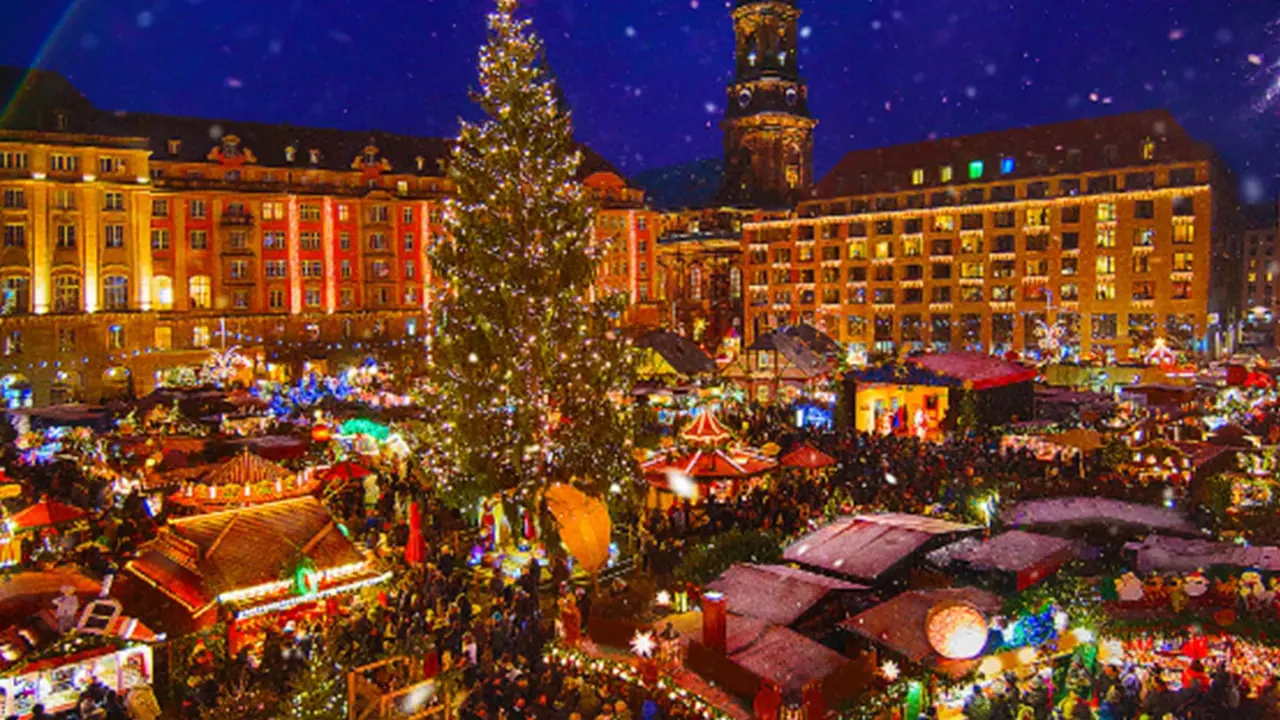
[779,443,837,469]
[10,497,87,530]
[404,501,426,567]
[318,461,373,483]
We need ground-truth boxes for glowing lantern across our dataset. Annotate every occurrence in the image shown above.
[925,602,989,660]
[545,483,612,573]
[311,425,333,443]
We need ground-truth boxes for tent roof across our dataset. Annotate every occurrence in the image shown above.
[635,330,716,376]
[780,323,841,358]
[842,587,1002,677]
[127,497,367,613]
[779,443,836,469]
[1001,496,1199,536]
[204,449,292,487]
[726,618,852,693]
[911,352,1038,390]
[784,514,981,582]
[747,332,831,378]
[930,530,1076,574]
[645,447,776,480]
[1125,534,1280,574]
[706,563,866,627]
[10,499,87,529]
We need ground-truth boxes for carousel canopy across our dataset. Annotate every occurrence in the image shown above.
[784,513,981,583]
[10,498,87,530]
[126,496,379,618]
[645,447,776,480]
[841,587,1003,677]
[680,409,733,446]
[779,443,836,469]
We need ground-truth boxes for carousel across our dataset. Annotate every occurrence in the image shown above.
[640,409,777,511]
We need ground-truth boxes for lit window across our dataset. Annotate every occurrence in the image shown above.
[193,325,211,348]
[189,275,212,309]
[911,168,924,185]
[968,161,983,179]
[53,275,80,313]
[940,165,953,183]
[107,325,125,350]
[1141,138,1155,161]
[1000,157,1015,174]
[153,276,173,310]
[154,327,172,350]
[103,276,128,310]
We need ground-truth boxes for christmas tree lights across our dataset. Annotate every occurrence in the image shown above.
[421,0,637,507]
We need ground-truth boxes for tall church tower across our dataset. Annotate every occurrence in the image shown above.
[718,0,817,208]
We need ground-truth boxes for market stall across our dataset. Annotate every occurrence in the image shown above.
[168,449,318,512]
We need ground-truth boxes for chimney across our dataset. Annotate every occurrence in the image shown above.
[702,591,727,653]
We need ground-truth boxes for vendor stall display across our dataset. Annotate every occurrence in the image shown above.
[0,643,153,717]
[125,496,388,647]
[641,409,778,510]
[168,449,318,511]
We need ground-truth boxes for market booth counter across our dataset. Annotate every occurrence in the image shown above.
[124,496,389,652]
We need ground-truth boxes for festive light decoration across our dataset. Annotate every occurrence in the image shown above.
[216,561,369,605]
[926,602,989,660]
[630,630,656,658]
[879,660,900,681]
[234,571,391,620]
[418,0,637,508]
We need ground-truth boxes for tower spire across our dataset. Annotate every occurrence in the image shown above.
[718,0,817,208]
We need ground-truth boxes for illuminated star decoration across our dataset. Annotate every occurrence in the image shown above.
[880,660,900,681]
[1144,337,1178,366]
[630,630,656,658]
[1034,319,1067,358]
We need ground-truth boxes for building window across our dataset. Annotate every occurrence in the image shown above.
[265,260,287,278]
[368,233,387,250]
[1134,228,1155,247]
[0,152,29,169]
[190,200,206,219]
[1141,138,1155,161]
[0,277,27,315]
[50,154,79,172]
[939,165,953,183]
[230,260,248,279]
[147,229,170,251]
[189,230,208,250]
[405,260,416,279]
[48,274,80,313]
[376,288,391,305]
[1061,257,1078,276]
[103,192,123,211]
[232,290,249,309]
[301,260,323,278]
[262,202,284,220]
[229,231,248,250]
[304,289,321,307]
[1134,200,1155,219]
[340,260,352,279]
[188,275,212,309]
[300,231,321,250]
[104,224,125,249]
[968,160,984,179]
[340,288,354,307]
[339,233,351,250]
[107,325,125,350]
[1172,252,1194,272]
[193,325,211,348]
[1,225,24,249]
[56,225,76,249]
[1173,225,1195,245]
[1095,281,1116,301]
[264,232,285,250]
[1096,202,1117,222]
[911,168,924,185]
[1091,314,1118,340]
[299,204,321,221]
[1096,256,1116,275]
[268,289,285,309]
[153,276,173,310]
[151,198,169,218]
[1096,228,1115,248]
[1000,157,1015,174]
[103,275,128,310]
[2,189,25,209]
[403,233,414,251]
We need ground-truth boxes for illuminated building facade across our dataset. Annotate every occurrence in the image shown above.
[1240,203,1279,344]
[718,0,816,208]
[0,68,657,404]
[742,110,1243,361]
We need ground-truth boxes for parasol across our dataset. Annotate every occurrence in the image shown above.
[10,497,87,530]
[404,501,426,566]
[779,443,837,469]
[318,461,373,483]
[545,483,612,573]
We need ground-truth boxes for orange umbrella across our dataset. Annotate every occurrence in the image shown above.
[11,497,86,530]
[545,484,612,573]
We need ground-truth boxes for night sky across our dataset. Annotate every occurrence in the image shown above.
[2,0,1279,204]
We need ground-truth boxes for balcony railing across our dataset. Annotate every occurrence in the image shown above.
[220,212,254,227]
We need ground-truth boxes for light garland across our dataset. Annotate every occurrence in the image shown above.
[233,570,391,620]
[217,561,369,605]
[544,644,729,720]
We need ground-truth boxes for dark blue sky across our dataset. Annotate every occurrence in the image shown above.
[2,0,1279,203]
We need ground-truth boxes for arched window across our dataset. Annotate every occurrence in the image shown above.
[103,275,128,310]
[53,274,80,313]
[188,275,211,310]
[153,276,174,310]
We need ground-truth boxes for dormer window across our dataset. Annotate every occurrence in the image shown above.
[309,149,320,165]
[167,138,181,155]
[1141,137,1155,161]
[364,150,377,165]
[285,146,296,163]
[415,156,425,172]
[53,111,68,131]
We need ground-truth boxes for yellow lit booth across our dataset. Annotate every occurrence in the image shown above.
[847,353,1037,438]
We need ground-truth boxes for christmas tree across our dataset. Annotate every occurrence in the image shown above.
[285,643,348,720]
[201,678,276,720]
[423,0,636,509]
